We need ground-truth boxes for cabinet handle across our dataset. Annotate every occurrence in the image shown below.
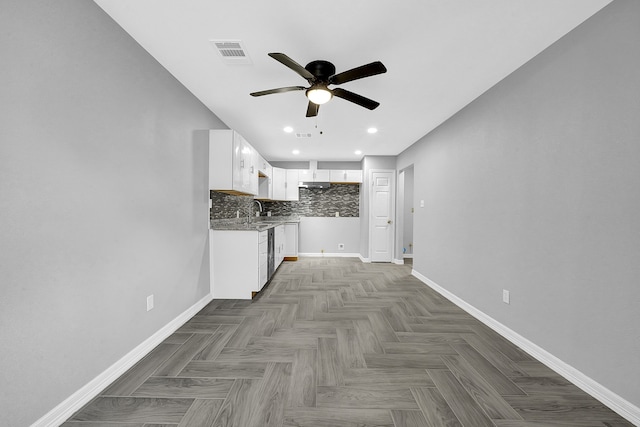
[240,159,245,168]
[250,166,254,174]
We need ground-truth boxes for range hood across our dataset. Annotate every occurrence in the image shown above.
[299,160,330,189]
[298,181,330,189]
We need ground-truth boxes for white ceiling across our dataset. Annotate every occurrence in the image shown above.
[94,0,610,162]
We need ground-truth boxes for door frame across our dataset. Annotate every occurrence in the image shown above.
[368,169,396,263]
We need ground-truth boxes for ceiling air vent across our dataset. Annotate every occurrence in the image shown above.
[210,40,251,64]
[296,133,312,138]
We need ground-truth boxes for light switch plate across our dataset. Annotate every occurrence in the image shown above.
[502,290,510,304]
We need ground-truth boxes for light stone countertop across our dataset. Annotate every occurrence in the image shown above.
[210,215,300,231]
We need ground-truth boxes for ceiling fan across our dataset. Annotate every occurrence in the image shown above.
[250,53,387,117]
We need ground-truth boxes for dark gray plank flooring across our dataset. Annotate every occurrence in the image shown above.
[64,257,632,426]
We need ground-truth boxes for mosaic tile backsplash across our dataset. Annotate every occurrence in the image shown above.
[210,184,359,219]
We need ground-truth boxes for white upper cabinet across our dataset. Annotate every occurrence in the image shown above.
[285,169,299,201]
[329,169,363,183]
[298,169,312,182]
[257,154,271,175]
[271,167,286,201]
[256,154,272,200]
[299,169,331,182]
[209,130,258,196]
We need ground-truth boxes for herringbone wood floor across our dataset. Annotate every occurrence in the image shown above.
[64,258,632,426]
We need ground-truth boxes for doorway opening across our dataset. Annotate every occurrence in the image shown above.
[396,165,414,265]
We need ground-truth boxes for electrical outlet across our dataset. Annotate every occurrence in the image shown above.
[147,294,154,311]
[502,290,510,304]
[420,200,425,208]
[338,243,345,250]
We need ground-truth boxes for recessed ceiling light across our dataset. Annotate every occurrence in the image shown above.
[292,149,300,155]
[367,127,378,134]
[283,126,293,133]
[355,150,362,155]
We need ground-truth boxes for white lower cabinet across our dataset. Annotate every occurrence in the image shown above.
[210,229,268,299]
[275,225,285,268]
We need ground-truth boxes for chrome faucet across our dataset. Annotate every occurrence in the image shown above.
[253,200,263,216]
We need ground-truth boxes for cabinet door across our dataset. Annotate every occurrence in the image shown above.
[274,225,285,268]
[285,169,299,201]
[314,169,331,182]
[345,170,363,183]
[330,170,346,183]
[246,142,259,196]
[298,169,313,182]
[272,167,286,200]
[236,135,251,194]
[257,154,270,175]
[231,132,244,191]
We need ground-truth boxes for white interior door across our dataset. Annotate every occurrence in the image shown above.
[370,170,395,262]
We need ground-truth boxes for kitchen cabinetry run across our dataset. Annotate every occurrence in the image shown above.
[209,129,258,196]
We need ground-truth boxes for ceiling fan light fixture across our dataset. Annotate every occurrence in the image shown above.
[306,87,332,105]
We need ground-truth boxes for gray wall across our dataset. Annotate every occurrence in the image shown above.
[397,0,640,407]
[0,1,226,425]
[299,217,361,254]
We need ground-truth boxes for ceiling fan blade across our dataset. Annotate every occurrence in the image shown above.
[329,61,387,85]
[269,53,315,81]
[306,101,319,117]
[250,86,306,97]
[331,88,380,110]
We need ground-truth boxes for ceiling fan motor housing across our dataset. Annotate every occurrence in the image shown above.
[305,60,336,81]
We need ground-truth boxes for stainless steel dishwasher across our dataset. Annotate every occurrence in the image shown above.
[267,227,275,280]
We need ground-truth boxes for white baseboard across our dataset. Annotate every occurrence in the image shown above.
[393,258,404,265]
[32,293,214,427]
[299,252,361,258]
[359,254,370,263]
[411,270,640,426]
